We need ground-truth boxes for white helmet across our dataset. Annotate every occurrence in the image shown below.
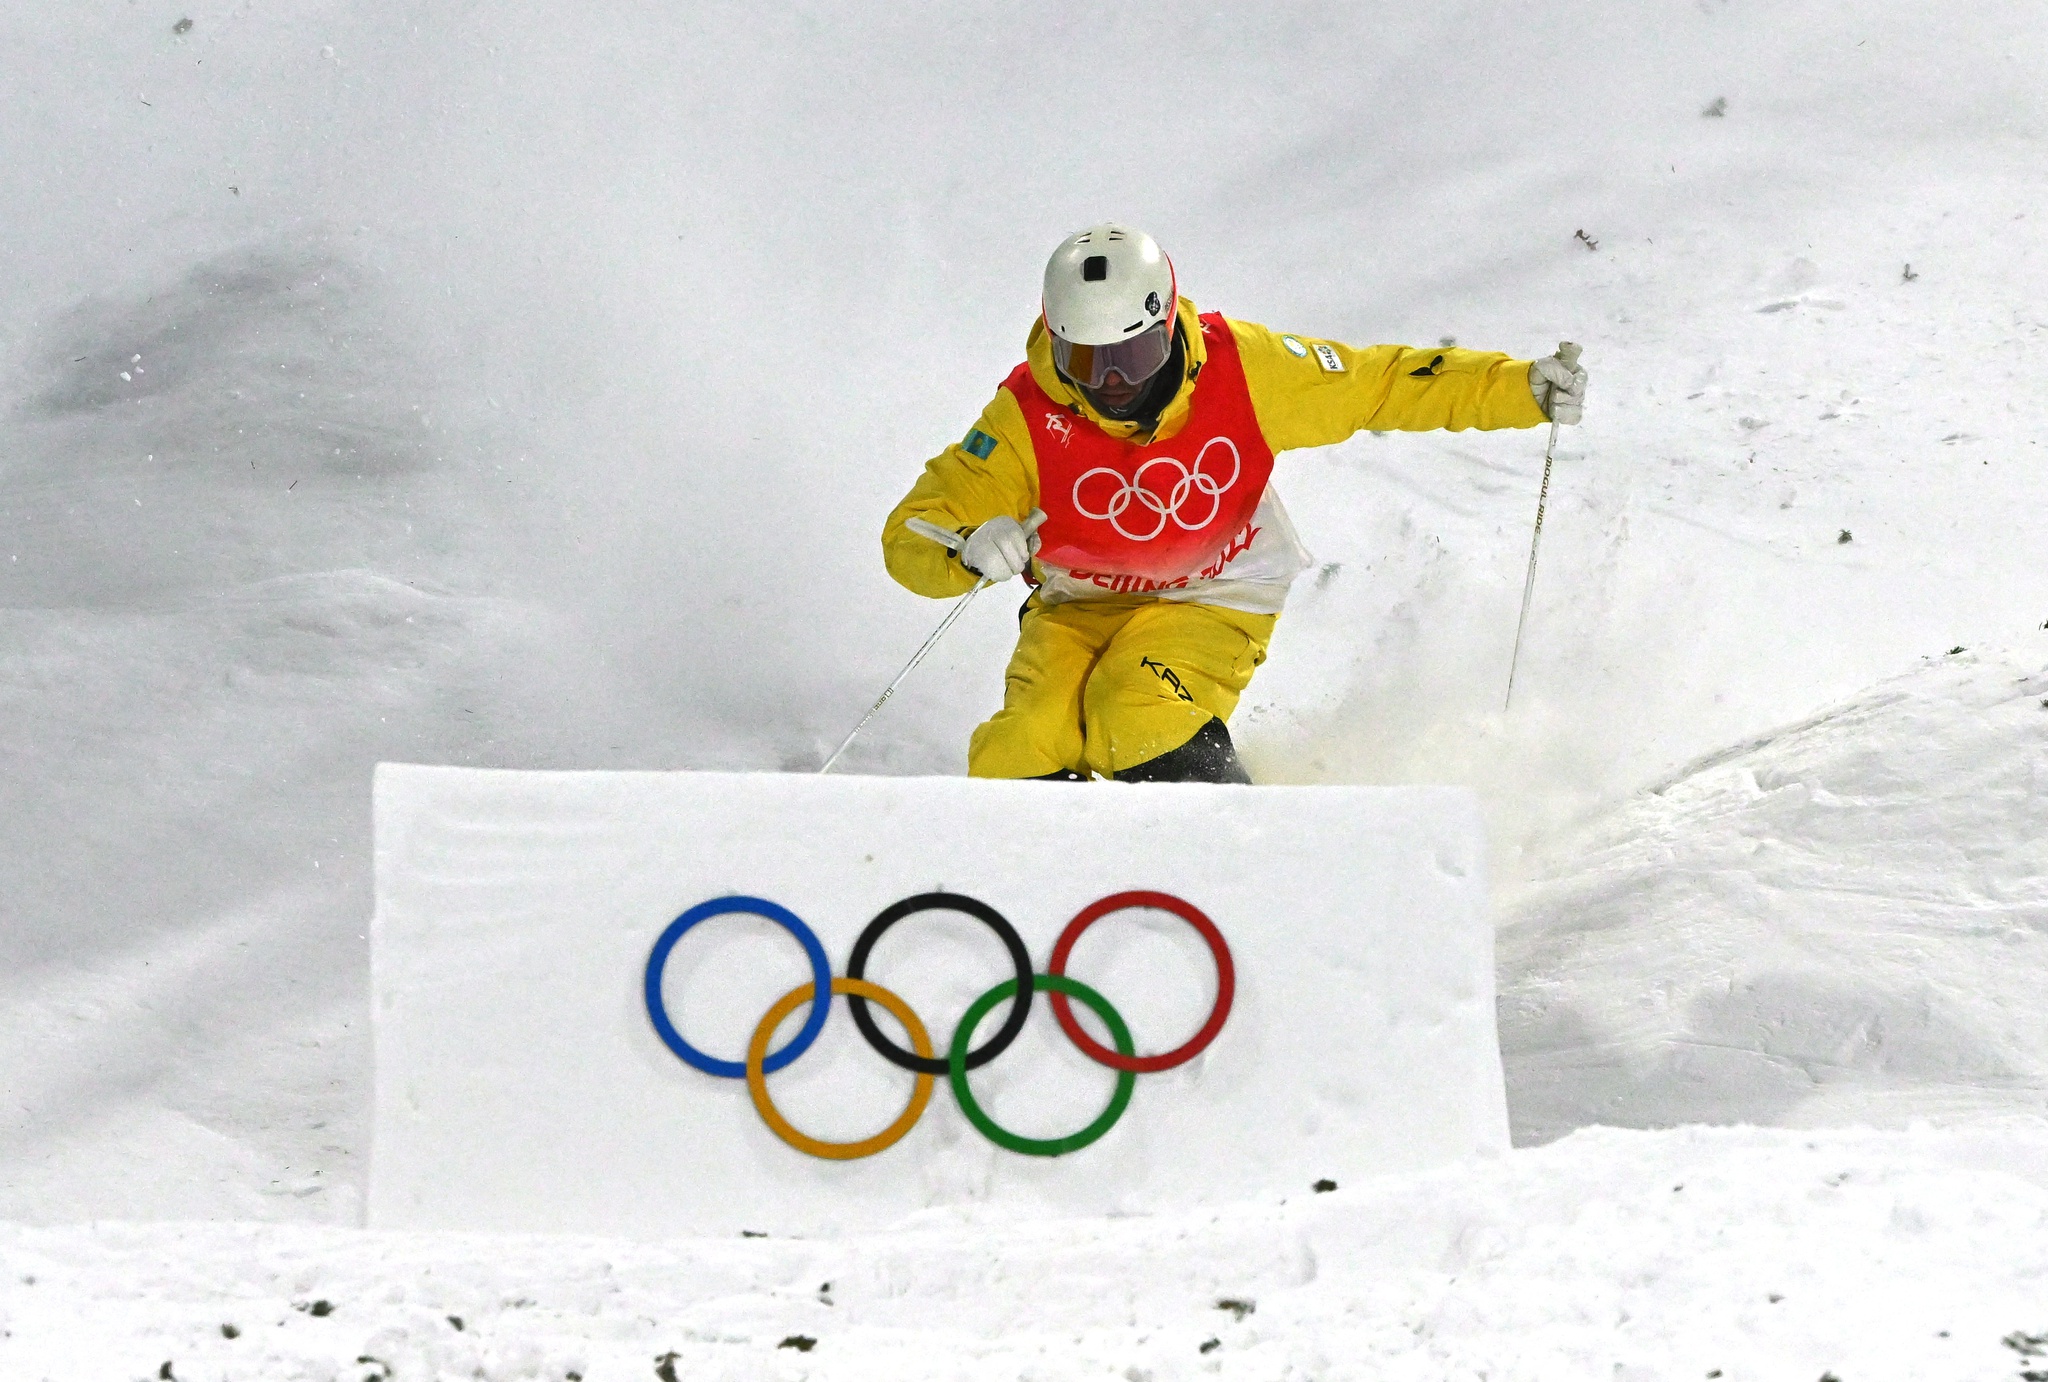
[1048,224,1179,346]
[1041,224,1178,398]
[1042,223,1176,345]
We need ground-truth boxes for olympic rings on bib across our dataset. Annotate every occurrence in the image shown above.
[643,890,1233,1160]
[1072,436,1242,542]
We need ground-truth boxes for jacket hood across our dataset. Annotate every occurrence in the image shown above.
[1024,294,1209,443]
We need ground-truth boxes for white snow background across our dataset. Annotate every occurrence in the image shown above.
[3,1,2046,1379]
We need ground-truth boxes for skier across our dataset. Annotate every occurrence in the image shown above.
[882,223,1587,783]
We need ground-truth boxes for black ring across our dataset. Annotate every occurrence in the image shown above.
[845,892,1034,1075]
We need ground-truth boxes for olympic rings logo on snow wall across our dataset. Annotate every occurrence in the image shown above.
[643,891,1234,1160]
[1073,437,1241,542]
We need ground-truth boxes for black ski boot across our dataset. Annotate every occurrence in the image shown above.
[1112,719,1252,784]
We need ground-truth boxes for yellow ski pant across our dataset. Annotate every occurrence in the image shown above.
[966,596,1277,780]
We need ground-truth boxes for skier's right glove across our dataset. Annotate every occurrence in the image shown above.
[960,509,1047,583]
[1529,349,1588,425]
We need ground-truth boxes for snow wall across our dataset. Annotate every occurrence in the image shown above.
[369,767,1506,1237]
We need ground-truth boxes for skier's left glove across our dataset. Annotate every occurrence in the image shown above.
[1529,350,1588,425]
[960,510,1047,583]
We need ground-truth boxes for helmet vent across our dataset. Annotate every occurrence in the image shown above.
[1082,255,1109,282]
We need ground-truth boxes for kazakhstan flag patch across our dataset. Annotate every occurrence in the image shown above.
[961,428,998,460]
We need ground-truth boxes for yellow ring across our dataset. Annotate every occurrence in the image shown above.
[745,977,936,1160]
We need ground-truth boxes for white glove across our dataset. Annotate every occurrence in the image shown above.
[960,510,1047,582]
[1529,345,1587,425]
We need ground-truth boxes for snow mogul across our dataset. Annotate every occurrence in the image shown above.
[882,223,1586,783]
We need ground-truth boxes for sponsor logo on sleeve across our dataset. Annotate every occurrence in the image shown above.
[1313,343,1344,373]
[1281,335,1309,358]
[961,428,999,460]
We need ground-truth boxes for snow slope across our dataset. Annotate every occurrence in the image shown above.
[2,0,2047,1375]
[1502,651,2048,1143]
[6,1127,2048,1381]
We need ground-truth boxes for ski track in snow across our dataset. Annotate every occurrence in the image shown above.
[2,1,2047,1375]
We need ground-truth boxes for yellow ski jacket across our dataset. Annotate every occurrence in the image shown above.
[884,295,1546,602]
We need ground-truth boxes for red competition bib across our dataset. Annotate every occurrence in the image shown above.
[1004,313,1275,583]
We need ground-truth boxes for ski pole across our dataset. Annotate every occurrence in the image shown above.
[1504,341,1581,711]
[818,519,989,775]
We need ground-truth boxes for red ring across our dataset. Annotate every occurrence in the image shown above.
[1046,890,1234,1073]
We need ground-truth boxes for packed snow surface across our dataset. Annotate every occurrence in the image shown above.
[1502,652,2048,1143]
[7,1128,2048,1382]
[3,0,2046,1376]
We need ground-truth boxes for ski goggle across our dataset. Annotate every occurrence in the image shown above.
[1050,320,1173,390]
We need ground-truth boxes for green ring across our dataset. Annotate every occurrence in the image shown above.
[948,974,1137,1157]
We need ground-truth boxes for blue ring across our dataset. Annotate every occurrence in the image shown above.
[644,896,833,1079]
